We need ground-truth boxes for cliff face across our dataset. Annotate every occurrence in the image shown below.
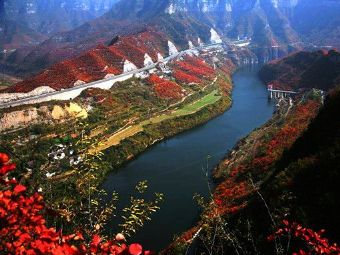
[163,0,299,46]
[0,102,87,131]
[106,0,299,46]
[166,0,340,48]
[3,0,118,36]
[3,0,292,75]
[6,3,213,78]
[0,0,118,58]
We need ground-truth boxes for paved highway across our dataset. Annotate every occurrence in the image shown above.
[0,43,221,109]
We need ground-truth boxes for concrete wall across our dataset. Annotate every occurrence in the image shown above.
[0,74,133,108]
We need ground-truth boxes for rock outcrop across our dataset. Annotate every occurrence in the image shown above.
[0,102,88,131]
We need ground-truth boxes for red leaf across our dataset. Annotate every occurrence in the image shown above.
[129,243,143,255]
[13,184,27,194]
[0,163,16,176]
[0,153,10,164]
[91,235,101,246]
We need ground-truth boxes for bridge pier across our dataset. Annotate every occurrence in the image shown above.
[289,97,293,106]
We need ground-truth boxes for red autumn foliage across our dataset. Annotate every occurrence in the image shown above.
[171,56,215,85]
[147,75,183,99]
[128,243,143,255]
[229,166,246,178]
[7,30,168,93]
[212,99,320,217]
[260,50,340,91]
[268,220,340,255]
[213,179,250,215]
[176,56,215,79]
[252,100,320,171]
[162,226,200,252]
[173,69,201,84]
[0,153,10,164]
[0,153,151,255]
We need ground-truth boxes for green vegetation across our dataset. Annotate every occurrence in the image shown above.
[172,90,221,116]
[0,79,12,88]
[95,89,222,151]
[0,56,233,238]
[97,72,232,173]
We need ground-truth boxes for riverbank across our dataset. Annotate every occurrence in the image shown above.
[103,66,275,251]
[49,66,235,240]
[96,71,233,182]
[0,64,276,252]
[164,90,322,254]
[94,88,223,152]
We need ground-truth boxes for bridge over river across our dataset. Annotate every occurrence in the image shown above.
[267,84,298,99]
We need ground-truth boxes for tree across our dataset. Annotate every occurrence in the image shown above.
[268,220,340,255]
[0,152,154,254]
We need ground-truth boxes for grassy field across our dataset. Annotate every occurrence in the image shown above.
[174,90,221,116]
[101,125,143,147]
[95,90,221,152]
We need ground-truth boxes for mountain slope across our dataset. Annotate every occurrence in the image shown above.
[5,0,340,77]
[0,0,119,71]
[259,49,340,90]
[5,25,213,93]
[290,0,340,48]
[0,18,47,52]
[2,0,295,74]
[10,1,213,76]
[219,88,340,254]
[2,0,118,38]
[269,86,340,240]
[167,53,340,253]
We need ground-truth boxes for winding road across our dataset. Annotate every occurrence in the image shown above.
[0,43,221,109]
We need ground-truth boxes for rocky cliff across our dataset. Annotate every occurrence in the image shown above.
[0,0,118,60]
[0,102,87,131]
[3,0,118,36]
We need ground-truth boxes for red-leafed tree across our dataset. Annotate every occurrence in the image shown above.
[0,152,151,255]
[268,220,340,255]
[147,74,183,99]
[173,69,201,84]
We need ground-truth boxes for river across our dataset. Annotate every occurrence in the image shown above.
[102,66,274,251]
